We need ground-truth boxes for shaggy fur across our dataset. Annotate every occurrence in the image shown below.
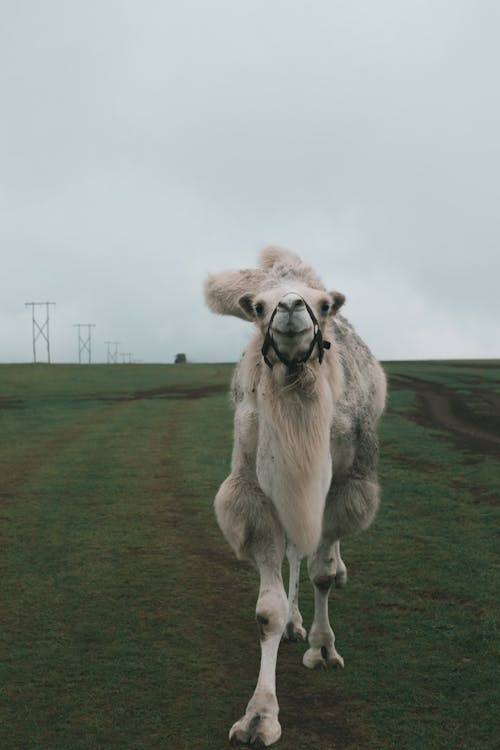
[205,246,386,747]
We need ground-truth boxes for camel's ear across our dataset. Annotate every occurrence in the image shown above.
[204,269,266,321]
[329,291,346,315]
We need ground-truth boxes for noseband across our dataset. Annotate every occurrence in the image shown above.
[261,297,331,371]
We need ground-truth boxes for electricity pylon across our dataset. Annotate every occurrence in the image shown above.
[74,324,96,364]
[25,302,56,363]
[105,341,120,364]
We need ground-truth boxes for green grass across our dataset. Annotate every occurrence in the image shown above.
[384,359,500,391]
[0,362,499,749]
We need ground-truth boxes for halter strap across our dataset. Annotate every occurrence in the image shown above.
[261,297,331,371]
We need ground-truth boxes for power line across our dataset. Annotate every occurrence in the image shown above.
[74,324,96,364]
[25,302,56,363]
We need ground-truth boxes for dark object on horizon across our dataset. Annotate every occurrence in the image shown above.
[175,353,187,364]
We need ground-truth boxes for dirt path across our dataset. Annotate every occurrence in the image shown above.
[389,374,500,455]
[130,383,229,401]
[0,401,121,501]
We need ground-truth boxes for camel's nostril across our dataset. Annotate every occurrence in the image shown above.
[278,297,305,314]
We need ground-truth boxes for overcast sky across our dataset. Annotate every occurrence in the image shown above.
[1,0,499,364]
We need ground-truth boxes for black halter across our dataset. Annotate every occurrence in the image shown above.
[261,297,331,371]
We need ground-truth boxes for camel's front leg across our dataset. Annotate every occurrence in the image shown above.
[282,542,307,642]
[229,564,288,747]
[303,540,345,670]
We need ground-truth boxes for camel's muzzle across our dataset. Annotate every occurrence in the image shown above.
[261,297,331,371]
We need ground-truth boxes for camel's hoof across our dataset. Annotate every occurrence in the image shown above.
[303,646,344,670]
[229,713,281,747]
[282,621,307,642]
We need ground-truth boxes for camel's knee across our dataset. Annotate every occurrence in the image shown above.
[308,548,337,587]
[256,586,288,640]
[312,574,335,594]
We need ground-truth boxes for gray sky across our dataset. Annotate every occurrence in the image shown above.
[1,0,499,364]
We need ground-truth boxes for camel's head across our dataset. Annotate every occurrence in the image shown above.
[204,246,345,369]
[239,285,345,369]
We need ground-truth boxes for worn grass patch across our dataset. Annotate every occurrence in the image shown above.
[0,361,499,749]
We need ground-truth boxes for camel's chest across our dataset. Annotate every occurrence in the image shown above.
[254,386,333,507]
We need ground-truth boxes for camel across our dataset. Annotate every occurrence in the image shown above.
[204,247,386,747]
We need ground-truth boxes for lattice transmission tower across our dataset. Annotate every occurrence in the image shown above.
[25,302,56,363]
[105,341,120,364]
[74,324,96,364]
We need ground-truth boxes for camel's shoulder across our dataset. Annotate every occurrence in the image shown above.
[230,339,262,408]
[330,315,386,420]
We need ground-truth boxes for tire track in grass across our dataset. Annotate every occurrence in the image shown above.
[0,398,131,749]
[1,394,215,750]
[0,400,123,502]
[1,386,239,750]
[389,374,500,454]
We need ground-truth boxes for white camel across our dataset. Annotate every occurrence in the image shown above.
[205,247,386,747]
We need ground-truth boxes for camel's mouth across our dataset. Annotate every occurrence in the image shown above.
[272,327,311,339]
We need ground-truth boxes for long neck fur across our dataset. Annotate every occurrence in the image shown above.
[252,344,339,555]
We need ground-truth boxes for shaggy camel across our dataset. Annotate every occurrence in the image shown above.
[205,247,386,747]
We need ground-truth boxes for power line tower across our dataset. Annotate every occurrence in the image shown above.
[25,302,56,363]
[74,324,96,364]
[120,352,133,364]
[105,341,120,364]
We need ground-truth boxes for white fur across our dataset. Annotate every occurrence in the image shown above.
[255,366,333,555]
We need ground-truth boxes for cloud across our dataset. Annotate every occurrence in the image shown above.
[1,1,498,362]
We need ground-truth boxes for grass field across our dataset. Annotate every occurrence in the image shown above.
[1,361,499,749]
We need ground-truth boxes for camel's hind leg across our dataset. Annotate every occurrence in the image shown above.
[303,539,345,670]
[282,543,307,642]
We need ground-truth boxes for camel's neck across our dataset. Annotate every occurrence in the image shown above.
[257,362,335,460]
[254,363,335,555]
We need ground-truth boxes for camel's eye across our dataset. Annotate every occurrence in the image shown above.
[255,302,265,317]
[320,301,330,316]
